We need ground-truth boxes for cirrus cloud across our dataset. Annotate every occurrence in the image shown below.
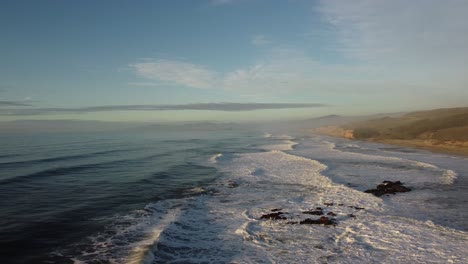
[130,59,218,89]
[319,0,468,68]
[129,0,468,106]
[129,52,330,95]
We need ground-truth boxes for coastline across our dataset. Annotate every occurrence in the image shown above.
[313,126,468,157]
[371,138,468,156]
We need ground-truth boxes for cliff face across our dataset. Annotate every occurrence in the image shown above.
[313,126,354,139]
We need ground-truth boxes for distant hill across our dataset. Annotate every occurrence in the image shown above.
[316,107,468,155]
[344,107,468,141]
[296,112,405,129]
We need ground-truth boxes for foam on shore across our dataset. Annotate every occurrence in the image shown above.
[70,133,468,263]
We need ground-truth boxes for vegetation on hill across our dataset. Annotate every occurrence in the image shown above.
[344,107,468,141]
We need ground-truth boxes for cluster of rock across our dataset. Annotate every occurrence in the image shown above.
[259,203,365,226]
[293,207,337,225]
[257,181,411,227]
[298,216,336,225]
[259,210,287,220]
[364,181,411,197]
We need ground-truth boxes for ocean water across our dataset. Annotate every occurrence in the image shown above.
[0,128,467,263]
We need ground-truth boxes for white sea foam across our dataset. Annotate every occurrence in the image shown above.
[259,139,297,151]
[127,205,182,264]
[259,133,298,151]
[294,136,468,226]
[68,201,183,264]
[302,138,458,187]
[203,137,468,263]
[344,143,361,149]
[441,169,458,185]
[271,134,295,140]
[209,153,223,164]
[83,134,467,263]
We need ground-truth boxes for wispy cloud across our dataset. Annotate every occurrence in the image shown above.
[130,60,218,89]
[128,0,468,107]
[251,35,271,46]
[128,53,462,108]
[129,51,333,95]
[313,0,468,107]
[0,103,327,116]
[223,49,331,94]
[319,0,468,67]
[0,100,32,107]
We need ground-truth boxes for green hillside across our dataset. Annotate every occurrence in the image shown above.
[344,107,468,141]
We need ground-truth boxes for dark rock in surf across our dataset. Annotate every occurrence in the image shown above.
[260,212,287,220]
[300,216,336,226]
[302,207,324,215]
[271,208,282,212]
[327,212,337,216]
[226,181,239,188]
[365,180,411,197]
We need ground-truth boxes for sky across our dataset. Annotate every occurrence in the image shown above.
[1,0,467,122]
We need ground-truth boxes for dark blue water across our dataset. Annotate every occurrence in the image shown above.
[0,128,261,263]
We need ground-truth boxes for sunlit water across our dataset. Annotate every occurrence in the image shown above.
[1,129,467,263]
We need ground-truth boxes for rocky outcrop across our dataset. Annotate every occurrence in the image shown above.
[302,207,324,215]
[299,216,336,226]
[259,203,365,226]
[260,211,287,220]
[365,181,411,197]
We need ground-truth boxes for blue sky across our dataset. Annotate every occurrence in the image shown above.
[1,0,467,122]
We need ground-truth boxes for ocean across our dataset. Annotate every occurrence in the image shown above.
[0,127,467,263]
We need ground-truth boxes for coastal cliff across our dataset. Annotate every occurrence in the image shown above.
[313,107,468,156]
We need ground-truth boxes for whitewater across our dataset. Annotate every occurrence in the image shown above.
[3,131,466,263]
[69,133,467,263]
